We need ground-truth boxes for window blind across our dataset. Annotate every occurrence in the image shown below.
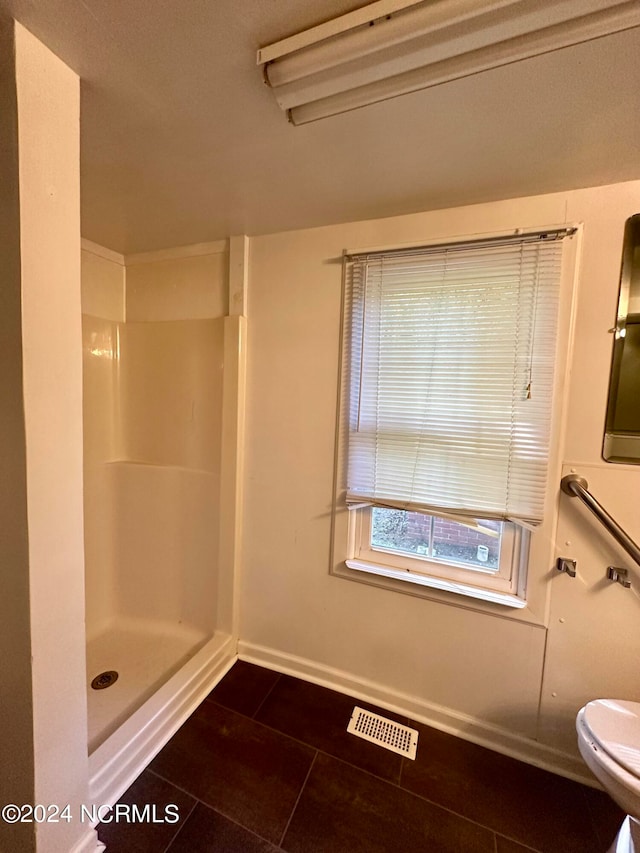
[345,230,572,525]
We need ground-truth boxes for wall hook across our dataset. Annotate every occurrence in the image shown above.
[607,566,632,588]
[556,557,577,577]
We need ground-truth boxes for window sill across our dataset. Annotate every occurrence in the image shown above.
[344,559,527,609]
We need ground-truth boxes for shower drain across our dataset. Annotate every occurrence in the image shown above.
[91,670,119,690]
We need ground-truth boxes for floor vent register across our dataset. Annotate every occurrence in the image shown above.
[347,706,418,760]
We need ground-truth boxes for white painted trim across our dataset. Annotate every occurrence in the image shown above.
[67,827,104,853]
[217,315,247,640]
[216,240,249,640]
[343,558,527,608]
[80,238,125,266]
[88,633,236,811]
[228,235,249,317]
[125,240,228,266]
[238,640,598,788]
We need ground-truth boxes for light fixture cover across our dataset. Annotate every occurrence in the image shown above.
[257,0,640,124]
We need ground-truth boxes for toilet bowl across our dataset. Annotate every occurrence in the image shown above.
[577,699,640,852]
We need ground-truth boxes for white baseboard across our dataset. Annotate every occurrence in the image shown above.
[68,826,105,853]
[89,632,237,810]
[238,640,595,788]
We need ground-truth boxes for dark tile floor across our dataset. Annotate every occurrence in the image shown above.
[98,661,624,852]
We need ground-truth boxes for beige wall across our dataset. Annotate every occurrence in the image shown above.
[242,180,640,766]
[1,20,93,853]
[540,182,640,753]
[0,16,36,853]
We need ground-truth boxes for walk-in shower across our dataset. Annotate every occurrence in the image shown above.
[81,241,242,805]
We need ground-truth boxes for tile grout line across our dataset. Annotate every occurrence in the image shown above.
[150,725,546,852]
[160,799,198,853]
[314,749,503,840]
[148,766,209,807]
[246,702,585,850]
[495,833,540,853]
[206,699,497,836]
[209,696,404,785]
[579,784,617,850]
[126,764,542,853]
[251,673,283,719]
[147,767,283,849]
[156,684,567,851]
[277,750,319,849]
[209,702,500,832]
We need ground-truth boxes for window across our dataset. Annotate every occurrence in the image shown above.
[332,227,576,608]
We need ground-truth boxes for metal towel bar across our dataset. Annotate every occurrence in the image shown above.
[560,474,640,568]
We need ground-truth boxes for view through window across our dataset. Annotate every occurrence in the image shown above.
[371,508,502,571]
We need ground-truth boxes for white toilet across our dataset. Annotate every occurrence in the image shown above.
[577,699,640,852]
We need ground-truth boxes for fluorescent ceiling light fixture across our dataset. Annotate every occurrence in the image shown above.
[257,0,640,125]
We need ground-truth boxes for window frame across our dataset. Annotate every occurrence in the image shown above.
[330,223,581,624]
[345,507,529,607]
[357,508,523,593]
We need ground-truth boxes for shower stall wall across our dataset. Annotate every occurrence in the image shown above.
[81,240,242,807]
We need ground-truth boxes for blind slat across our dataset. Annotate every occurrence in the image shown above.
[345,234,566,524]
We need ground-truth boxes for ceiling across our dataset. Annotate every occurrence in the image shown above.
[2,0,640,254]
